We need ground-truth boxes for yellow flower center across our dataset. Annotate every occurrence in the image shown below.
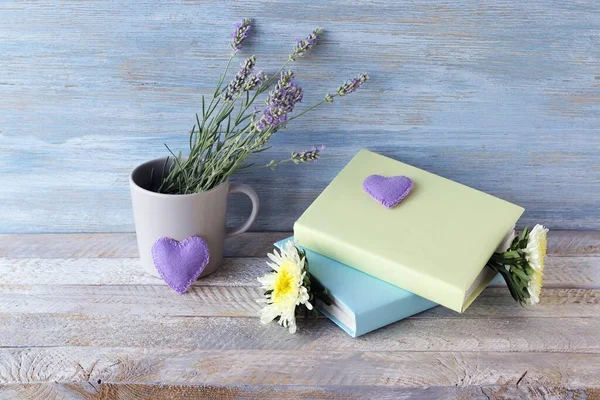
[533,269,543,287]
[539,235,547,261]
[272,262,296,304]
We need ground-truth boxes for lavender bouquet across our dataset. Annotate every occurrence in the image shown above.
[158,19,368,194]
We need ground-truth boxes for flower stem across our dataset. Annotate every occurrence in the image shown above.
[214,55,234,97]
[262,59,292,90]
[286,95,337,124]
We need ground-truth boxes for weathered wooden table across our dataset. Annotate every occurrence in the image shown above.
[0,231,599,399]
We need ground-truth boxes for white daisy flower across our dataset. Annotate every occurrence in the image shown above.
[526,270,543,305]
[257,241,312,334]
[524,224,548,305]
[524,224,549,271]
[486,224,549,306]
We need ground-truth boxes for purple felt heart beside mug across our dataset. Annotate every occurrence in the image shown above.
[152,236,211,293]
[130,157,259,279]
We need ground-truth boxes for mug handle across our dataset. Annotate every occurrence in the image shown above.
[226,182,260,238]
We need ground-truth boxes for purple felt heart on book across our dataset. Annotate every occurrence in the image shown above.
[151,236,210,294]
[363,174,414,208]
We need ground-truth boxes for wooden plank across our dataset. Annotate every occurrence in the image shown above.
[0,314,599,354]
[548,230,600,257]
[0,286,597,318]
[0,255,597,288]
[0,232,289,259]
[0,347,598,388]
[1,1,599,233]
[0,258,270,287]
[1,231,597,259]
[0,383,596,400]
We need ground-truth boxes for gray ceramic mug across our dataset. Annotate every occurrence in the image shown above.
[129,157,259,278]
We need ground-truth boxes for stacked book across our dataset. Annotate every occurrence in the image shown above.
[276,149,524,337]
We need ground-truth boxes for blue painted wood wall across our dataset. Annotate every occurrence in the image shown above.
[1,0,599,233]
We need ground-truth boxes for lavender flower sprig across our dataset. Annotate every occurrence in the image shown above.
[290,28,323,61]
[293,145,325,163]
[211,19,255,100]
[158,20,369,194]
[255,71,303,132]
[326,73,369,102]
[261,28,324,90]
[271,70,294,93]
[223,56,257,101]
[231,18,252,54]
[266,145,325,169]
[243,71,267,91]
[283,73,370,125]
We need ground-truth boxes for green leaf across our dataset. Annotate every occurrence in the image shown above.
[503,251,521,259]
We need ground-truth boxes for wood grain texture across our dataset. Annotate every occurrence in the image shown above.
[0,232,289,259]
[1,383,597,400]
[0,285,598,318]
[1,230,597,258]
[1,314,600,353]
[0,347,599,388]
[1,232,600,396]
[1,1,599,233]
[0,254,597,287]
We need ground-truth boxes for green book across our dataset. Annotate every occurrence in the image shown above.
[294,149,524,313]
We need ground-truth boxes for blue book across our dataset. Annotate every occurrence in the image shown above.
[275,237,438,337]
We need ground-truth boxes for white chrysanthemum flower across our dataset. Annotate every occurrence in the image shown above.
[524,224,548,305]
[487,224,549,306]
[524,224,549,271]
[257,241,312,334]
[526,269,543,305]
